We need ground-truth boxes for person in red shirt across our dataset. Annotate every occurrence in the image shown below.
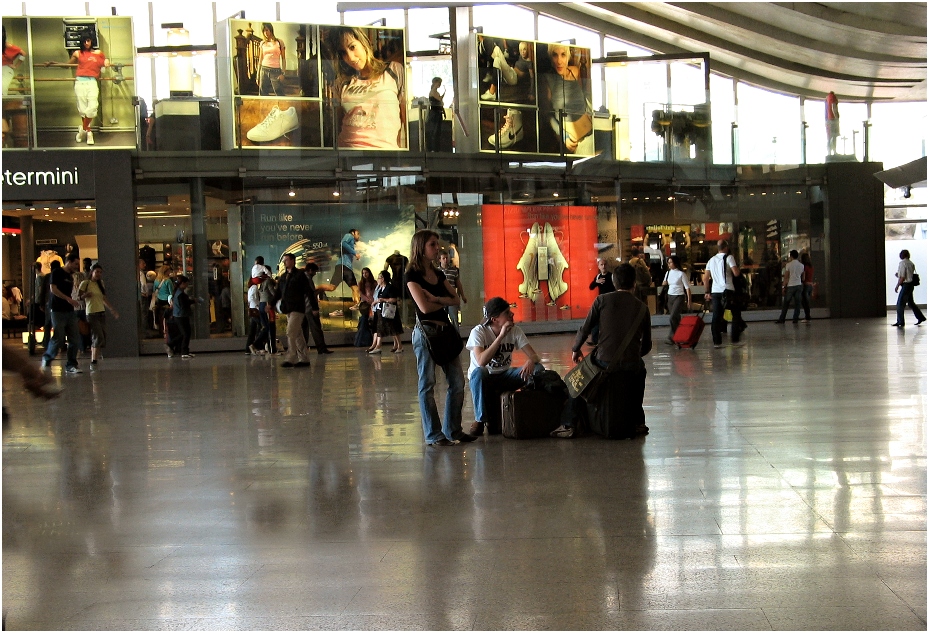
[2,26,26,98]
[825,91,840,156]
[45,31,109,145]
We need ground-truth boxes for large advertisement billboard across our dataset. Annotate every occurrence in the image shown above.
[478,34,593,156]
[227,21,407,150]
[27,17,136,149]
[481,204,598,322]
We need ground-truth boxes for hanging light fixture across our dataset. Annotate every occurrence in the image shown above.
[288,182,296,197]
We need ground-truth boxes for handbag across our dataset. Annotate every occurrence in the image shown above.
[78,318,91,337]
[380,302,397,319]
[416,317,463,366]
[913,273,921,287]
[565,302,647,400]
[248,307,260,318]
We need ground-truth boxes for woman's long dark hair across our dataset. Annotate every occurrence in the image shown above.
[407,230,439,274]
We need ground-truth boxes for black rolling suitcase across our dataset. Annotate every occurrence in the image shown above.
[501,388,566,439]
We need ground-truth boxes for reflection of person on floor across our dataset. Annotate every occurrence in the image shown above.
[825,91,840,156]
[328,26,405,149]
[2,26,25,97]
[45,31,109,146]
[426,77,445,152]
[330,229,361,313]
[258,23,286,96]
[466,297,543,437]
[541,44,592,154]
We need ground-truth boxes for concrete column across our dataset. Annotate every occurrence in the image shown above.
[227,205,245,337]
[189,177,211,338]
[19,215,33,296]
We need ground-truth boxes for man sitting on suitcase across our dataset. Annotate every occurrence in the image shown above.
[467,297,544,436]
[551,263,652,439]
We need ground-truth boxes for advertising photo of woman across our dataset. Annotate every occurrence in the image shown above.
[257,23,286,96]
[537,42,593,155]
[2,25,26,97]
[324,26,406,150]
[44,30,109,145]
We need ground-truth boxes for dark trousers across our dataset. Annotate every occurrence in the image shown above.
[897,283,926,324]
[301,311,328,351]
[170,316,191,355]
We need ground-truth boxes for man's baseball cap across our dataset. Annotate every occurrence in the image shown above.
[482,297,510,325]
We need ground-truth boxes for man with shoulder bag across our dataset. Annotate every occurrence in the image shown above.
[703,239,743,348]
[553,263,652,439]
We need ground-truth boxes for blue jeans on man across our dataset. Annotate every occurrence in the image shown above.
[412,327,466,444]
[42,310,80,369]
[778,285,803,323]
[470,363,545,424]
[897,282,926,325]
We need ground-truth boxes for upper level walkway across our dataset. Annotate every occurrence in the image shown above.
[2,316,926,630]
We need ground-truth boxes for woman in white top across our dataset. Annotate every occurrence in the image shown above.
[662,255,691,344]
[258,23,285,96]
[893,249,926,327]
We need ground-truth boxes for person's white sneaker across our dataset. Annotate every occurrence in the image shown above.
[75,128,85,143]
[480,88,497,101]
[246,105,299,143]
[488,109,523,149]
[86,131,94,145]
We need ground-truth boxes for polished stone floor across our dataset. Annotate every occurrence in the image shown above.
[2,317,926,631]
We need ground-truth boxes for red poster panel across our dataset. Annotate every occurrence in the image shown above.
[705,223,720,240]
[630,225,645,241]
[482,205,598,323]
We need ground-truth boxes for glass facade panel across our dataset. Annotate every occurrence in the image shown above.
[407,8,449,53]
[537,16,601,56]
[342,8,406,29]
[871,102,927,166]
[709,73,733,164]
[736,83,800,164]
[803,99,827,164]
[472,5,535,41]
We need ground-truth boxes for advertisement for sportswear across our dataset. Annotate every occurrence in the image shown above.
[242,203,414,308]
[481,204,598,322]
[229,21,407,150]
[23,17,135,149]
[477,34,592,156]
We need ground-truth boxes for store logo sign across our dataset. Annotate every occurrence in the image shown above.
[1,151,95,200]
[3,167,80,187]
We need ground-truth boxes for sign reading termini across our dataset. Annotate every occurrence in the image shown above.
[1,151,95,200]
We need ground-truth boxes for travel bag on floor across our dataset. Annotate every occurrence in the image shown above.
[585,369,647,439]
[672,310,707,349]
[500,388,566,439]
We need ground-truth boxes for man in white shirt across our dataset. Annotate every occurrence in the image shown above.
[776,250,805,324]
[466,297,543,436]
[893,249,926,327]
[703,240,742,347]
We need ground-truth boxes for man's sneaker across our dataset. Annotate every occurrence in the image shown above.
[550,425,574,439]
[281,361,295,368]
[164,344,174,358]
[75,128,85,142]
[480,87,497,101]
[246,105,299,143]
[468,422,484,436]
[800,319,811,323]
[181,354,194,359]
[248,344,260,355]
[40,359,51,370]
[65,366,82,374]
[86,131,94,145]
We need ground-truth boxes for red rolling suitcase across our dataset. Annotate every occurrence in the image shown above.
[672,310,707,349]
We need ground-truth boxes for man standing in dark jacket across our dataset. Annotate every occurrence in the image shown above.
[303,262,333,354]
[276,253,311,368]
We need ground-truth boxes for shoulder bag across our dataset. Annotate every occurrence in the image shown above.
[565,302,648,400]
[416,316,463,366]
[381,302,397,319]
[913,273,921,287]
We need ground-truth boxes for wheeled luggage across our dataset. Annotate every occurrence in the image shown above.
[501,388,566,439]
[672,311,707,349]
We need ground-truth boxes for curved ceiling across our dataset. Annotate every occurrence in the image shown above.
[524,2,927,101]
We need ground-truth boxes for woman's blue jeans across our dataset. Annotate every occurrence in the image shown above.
[412,327,465,443]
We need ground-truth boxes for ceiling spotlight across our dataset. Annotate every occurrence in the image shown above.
[332,190,340,197]
[552,192,559,197]
[288,182,296,197]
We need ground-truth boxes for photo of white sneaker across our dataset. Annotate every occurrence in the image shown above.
[75,128,85,143]
[488,109,523,150]
[544,222,569,302]
[246,105,299,143]
[86,131,94,145]
[491,46,517,85]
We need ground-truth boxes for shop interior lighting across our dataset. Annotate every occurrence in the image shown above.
[288,182,296,197]
[332,190,340,197]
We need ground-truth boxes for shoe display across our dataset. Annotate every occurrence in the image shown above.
[544,222,569,302]
[246,105,299,143]
[468,422,485,436]
[516,222,541,299]
[480,87,497,101]
[488,109,524,150]
[75,128,85,143]
[65,366,82,374]
[86,131,94,145]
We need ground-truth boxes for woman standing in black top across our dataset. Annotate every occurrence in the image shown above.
[406,230,474,446]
